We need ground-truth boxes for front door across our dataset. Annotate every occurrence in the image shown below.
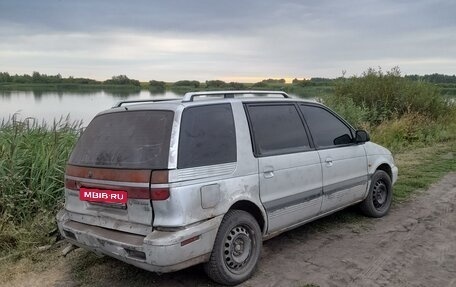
[299,104,368,213]
[318,146,368,212]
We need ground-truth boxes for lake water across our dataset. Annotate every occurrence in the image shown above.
[2,90,452,127]
[0,90,313,126]
[0,90,185,125]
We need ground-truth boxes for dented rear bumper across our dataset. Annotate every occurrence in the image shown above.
[56,209,222,273]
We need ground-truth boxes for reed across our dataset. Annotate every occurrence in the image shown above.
[0,115,81,224]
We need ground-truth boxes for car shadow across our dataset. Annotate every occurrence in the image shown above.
[69,207,364,287]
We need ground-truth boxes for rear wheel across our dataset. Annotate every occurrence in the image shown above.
[360,170,392,217]
[204,210,262,285]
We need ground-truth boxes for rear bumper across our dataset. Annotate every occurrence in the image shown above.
[56,210,222,273]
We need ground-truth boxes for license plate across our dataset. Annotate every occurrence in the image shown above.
[79,187,128,204]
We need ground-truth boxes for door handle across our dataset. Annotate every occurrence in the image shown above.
[325,158,333,166]
[263,170,274,179]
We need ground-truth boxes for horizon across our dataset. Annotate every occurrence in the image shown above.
[1,1,455,82]
[2,70,455,84]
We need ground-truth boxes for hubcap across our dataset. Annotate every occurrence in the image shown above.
[224,225,252,272]
[372,180,388,210]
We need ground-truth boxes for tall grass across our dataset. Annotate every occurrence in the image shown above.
[0,116,81,224]
[0,116,81,254]
[332,67,452,125]
[323,67,456,152]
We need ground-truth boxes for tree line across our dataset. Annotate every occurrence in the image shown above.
[404,73,456,84]
[1,71,455,89]
[0,72,140,86]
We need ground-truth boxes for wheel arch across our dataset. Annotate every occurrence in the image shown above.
[375,163,392,179]
[229,200,266,233]
[360,162,393,218]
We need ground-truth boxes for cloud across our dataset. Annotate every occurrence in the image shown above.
[0,0,455,81]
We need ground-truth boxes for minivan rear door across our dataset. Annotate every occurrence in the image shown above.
[64,110,174,235]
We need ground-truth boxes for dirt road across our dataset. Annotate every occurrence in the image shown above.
[4,173,456,287]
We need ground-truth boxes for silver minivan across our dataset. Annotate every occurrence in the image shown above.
[57,90,398,285]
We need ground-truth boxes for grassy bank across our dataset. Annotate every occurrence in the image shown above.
[0,117,82,256]
[322,67,456,153]
[393,142,455,200]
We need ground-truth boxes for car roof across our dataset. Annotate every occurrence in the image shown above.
[107,90,319,112]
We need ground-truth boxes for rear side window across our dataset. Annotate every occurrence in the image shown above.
[178,104,236,168]
[246,104,311,156]
[300,105,353,148]
[69,110,174,169]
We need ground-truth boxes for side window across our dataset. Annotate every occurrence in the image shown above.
[178,104,236,168]
[246,104,311,156]
[300,105,353,148]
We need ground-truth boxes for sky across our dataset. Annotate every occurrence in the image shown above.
[0,0,455,82]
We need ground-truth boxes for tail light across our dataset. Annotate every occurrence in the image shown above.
[150,170,170,200]
[151,170,168,184]
[65,178,78,189]
[150,188,170,200]
[65,166,171,201]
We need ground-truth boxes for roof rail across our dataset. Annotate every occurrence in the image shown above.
[112,98,181,108]
[182,90,290,102]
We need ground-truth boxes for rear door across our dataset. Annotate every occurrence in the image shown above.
[64,110,174,235]
[245,103,322,233]
[299,104,368,213]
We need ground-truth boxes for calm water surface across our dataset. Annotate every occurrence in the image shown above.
[1,90,452,126]
[0,90,183,125]
[0,90,312,125]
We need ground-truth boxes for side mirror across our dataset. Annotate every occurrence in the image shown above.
[333,134,352,145]
[355,130,370,143]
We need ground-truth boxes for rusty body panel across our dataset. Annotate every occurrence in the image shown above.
[66,165,151,183]
[63,164,154,235]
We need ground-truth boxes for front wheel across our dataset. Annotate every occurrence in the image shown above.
[359,170,392,217]
[204,210,262,286]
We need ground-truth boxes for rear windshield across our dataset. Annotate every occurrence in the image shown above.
[69,110,174,169]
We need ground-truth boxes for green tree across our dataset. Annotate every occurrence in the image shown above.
[227,82,245,89]
[206,80,227,88]
[32,71,42,83]
[104,75,140,86]
[0,72,11,82]
[149,80,166,90]
[173,80,200,88]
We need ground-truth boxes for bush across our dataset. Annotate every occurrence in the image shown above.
[104,75,141,87]
[370,112,456,151]
[227,82,246,89]
[205,80,227,88]
[333,67,451,124]
[204,80,246,90]
[322,95,370,129]
[148,80,166,90]
[252,81,268,88]
[322,67,456,152]
[173,80,200,88]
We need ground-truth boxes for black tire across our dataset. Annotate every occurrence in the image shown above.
[204,210,262,286]
[359,170,393,218]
